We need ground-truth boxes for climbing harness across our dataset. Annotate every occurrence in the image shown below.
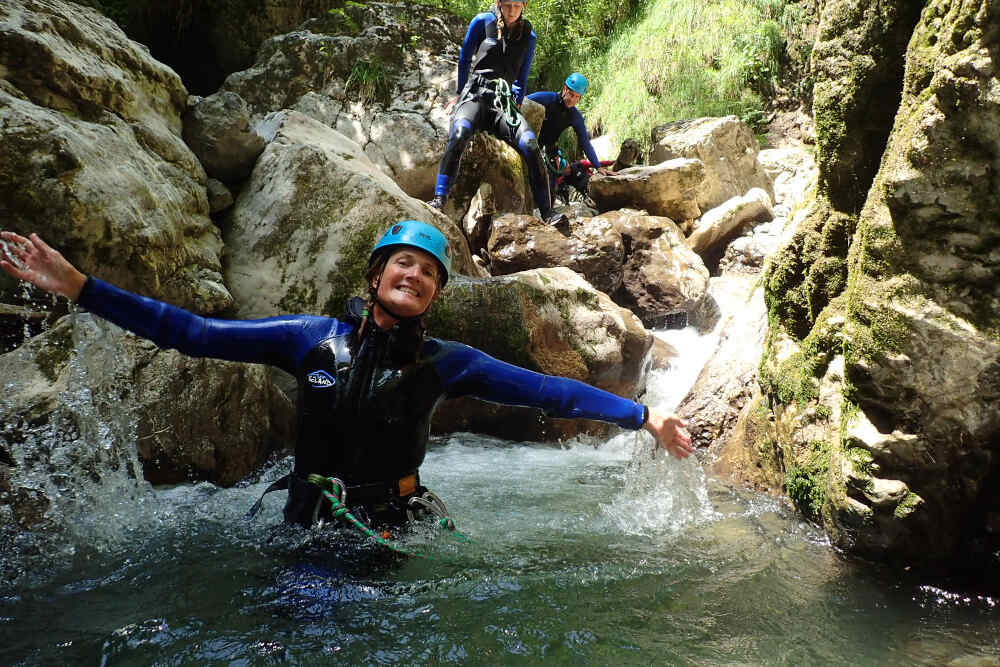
[307,474,469,558]
[454,75,521,130]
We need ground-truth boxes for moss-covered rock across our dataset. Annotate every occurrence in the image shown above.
[752,0,1000,570]
[810,0,924,212]
[428,268,653,442]
[221,110,476,321]
[0,0,232,324]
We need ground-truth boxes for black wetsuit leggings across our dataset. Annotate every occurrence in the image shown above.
[434,84,552,215]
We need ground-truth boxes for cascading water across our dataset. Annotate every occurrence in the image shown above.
[2,324,999,665]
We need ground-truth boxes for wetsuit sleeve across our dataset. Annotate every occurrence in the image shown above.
[513,30,536,105]
[76,276,337,374]
[526,90,558,108]
[571,108,602,167]
[432,341,647,430]
[456,14,489,94]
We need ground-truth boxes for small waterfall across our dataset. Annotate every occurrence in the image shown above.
[603,325,722,536]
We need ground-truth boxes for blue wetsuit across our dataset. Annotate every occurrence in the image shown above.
[78,277,648,526]
[526,91,602,167]
[526,91,602,195]
[434,12,555,218]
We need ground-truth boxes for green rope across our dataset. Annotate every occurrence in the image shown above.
[307,474,470,558]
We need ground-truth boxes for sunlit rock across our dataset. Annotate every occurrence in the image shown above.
[222,110,479,321]
[588,158,703,221]
[678,274,767,451]
[599,210,709,327]
[487,213,624,295]
[0,0,231,315]
[650,116,774,211]
[221,2,465,199]
[687,188,774,258]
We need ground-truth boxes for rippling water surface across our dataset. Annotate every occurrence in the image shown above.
[2,328,999,665]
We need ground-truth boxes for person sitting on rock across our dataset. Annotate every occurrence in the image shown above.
[1,223,692,533]
[526,72,610,203]
[428,0,567,226]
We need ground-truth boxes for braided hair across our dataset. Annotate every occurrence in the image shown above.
[494,2,526,41]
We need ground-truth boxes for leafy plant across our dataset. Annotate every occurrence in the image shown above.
[346,59,393,105]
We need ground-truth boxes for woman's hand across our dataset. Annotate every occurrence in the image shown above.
[444,95,458,114]
[643,409,694,459]
[0,232,87,301]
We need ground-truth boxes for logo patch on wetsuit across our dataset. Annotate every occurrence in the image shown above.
[307,370,336,388]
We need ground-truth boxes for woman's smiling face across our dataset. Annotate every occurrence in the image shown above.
[372,248,441,321]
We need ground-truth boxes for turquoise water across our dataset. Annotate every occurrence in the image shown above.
[2,432,999,665]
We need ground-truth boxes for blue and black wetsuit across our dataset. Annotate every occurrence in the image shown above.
[77,277,649,527]
[526,91,602,194]
[434,11,555,218]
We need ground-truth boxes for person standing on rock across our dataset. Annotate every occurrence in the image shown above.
[428,0,567,226]
[526,73,610,203]
[1,224,692,534]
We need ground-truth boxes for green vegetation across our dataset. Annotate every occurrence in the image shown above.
[422,0,807,153]
[784,439,831,519]
[346,59,393,105]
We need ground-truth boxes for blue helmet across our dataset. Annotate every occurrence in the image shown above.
[565,72,588,95]
[370,220,452,286]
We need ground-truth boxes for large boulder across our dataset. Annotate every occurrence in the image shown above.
[428,268,653,442]
[221,2,465,199]
[222,110,479,321]
[649,116,774,212]
[0,0,231,317]
[182,91,266,185]
[439,133,533,223]
[601,210,710,327]
[487,213,624,295]
[588,158,704,221]
[687,188,774,258]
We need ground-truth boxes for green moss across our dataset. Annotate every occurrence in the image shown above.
[759,295,846,408]
[277,278,319,314]
[893,491,922,519]
[763,199,856,340]
[758,436,778,464]
[845,446,876,476]
[322,8,361,35]
[426,278,537,370]
[784,439,832,519]
[322,219,382,316]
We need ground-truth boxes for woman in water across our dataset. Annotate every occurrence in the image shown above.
[1,222,691,530]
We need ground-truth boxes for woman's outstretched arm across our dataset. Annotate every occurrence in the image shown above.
[1,231,87,300]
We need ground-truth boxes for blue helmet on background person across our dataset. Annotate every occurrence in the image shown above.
[369,220,452,287]
[565,72,588,95]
